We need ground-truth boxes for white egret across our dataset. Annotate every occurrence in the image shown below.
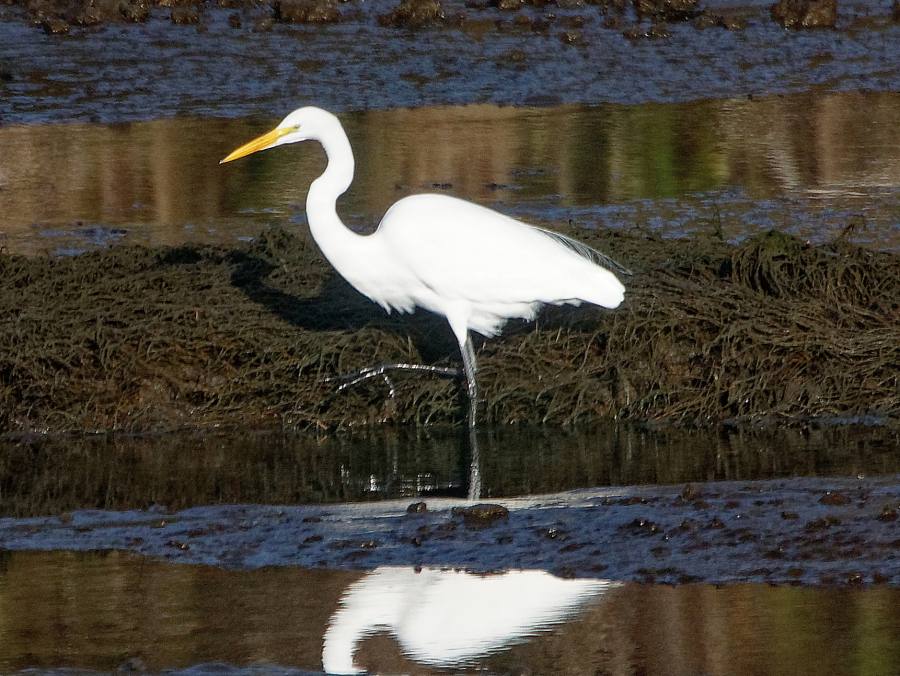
[221,107,629,426]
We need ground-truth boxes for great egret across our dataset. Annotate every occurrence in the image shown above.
[221,107,628,426]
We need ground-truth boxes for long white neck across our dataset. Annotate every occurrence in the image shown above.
[305,121,368,276]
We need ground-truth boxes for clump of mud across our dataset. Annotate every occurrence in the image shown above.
[770,0,836,28]
[26,0,153,31]
[633,0,699,22]
[274,0,342,24]
[1,228,897,434]
[377,0,444,27]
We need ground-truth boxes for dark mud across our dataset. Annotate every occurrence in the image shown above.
[1,226,897,434]
[1,475,898,585]
[1,0,899,124]
[771,0,837,28]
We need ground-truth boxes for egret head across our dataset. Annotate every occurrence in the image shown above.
[219,106,340,164]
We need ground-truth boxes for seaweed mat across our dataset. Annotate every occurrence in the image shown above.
[1,227,897,434]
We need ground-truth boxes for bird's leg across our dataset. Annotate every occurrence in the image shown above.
[459,334,481,500]
[326,362,461,398]
[460,335,479,431]
[467,420,482,501]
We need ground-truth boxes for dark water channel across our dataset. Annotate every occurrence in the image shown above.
[1,423,896,518]
[2,91,899,256]
[0,550,897,674]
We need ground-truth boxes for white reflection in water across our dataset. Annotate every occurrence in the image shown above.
[322,566,617,674]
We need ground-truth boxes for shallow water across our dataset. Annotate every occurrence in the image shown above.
[1,424,896,517]
[0,550,897,674]
[2,91,898,255]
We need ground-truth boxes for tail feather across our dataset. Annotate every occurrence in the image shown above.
[533,226,633,277]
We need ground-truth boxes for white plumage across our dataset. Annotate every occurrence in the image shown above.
[372,193,625,337]
[221,107,628,417]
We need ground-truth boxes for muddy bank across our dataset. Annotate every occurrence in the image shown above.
[1,227,897,434]
[1,475,898,585]
[7,0,893,34]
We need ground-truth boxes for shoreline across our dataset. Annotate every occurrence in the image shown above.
[2,473,898,586]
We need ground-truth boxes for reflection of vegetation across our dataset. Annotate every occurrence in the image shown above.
[498,583,900,676]
[0,424,895,517]
[0,550,359,672]
[852,590,899,676]
[1,92,898,254]
[0,551,897,673]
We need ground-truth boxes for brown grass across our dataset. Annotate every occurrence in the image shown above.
[1,227,897,434]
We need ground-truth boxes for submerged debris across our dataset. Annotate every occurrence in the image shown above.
[0,228,897,435]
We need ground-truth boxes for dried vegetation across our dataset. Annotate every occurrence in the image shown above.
[1,227,897,434]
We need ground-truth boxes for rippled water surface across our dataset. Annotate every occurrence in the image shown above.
[1,91,898,255]
[1,424,896,517]
[0,550,897,674]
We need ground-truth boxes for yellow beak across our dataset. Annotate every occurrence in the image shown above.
[219,126,295,164]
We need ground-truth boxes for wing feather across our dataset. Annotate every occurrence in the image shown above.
[533,226,632,277]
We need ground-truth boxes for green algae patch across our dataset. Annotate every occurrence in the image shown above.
[0,228,897,434]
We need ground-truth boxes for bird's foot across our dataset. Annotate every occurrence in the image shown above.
[325,363,461,399]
